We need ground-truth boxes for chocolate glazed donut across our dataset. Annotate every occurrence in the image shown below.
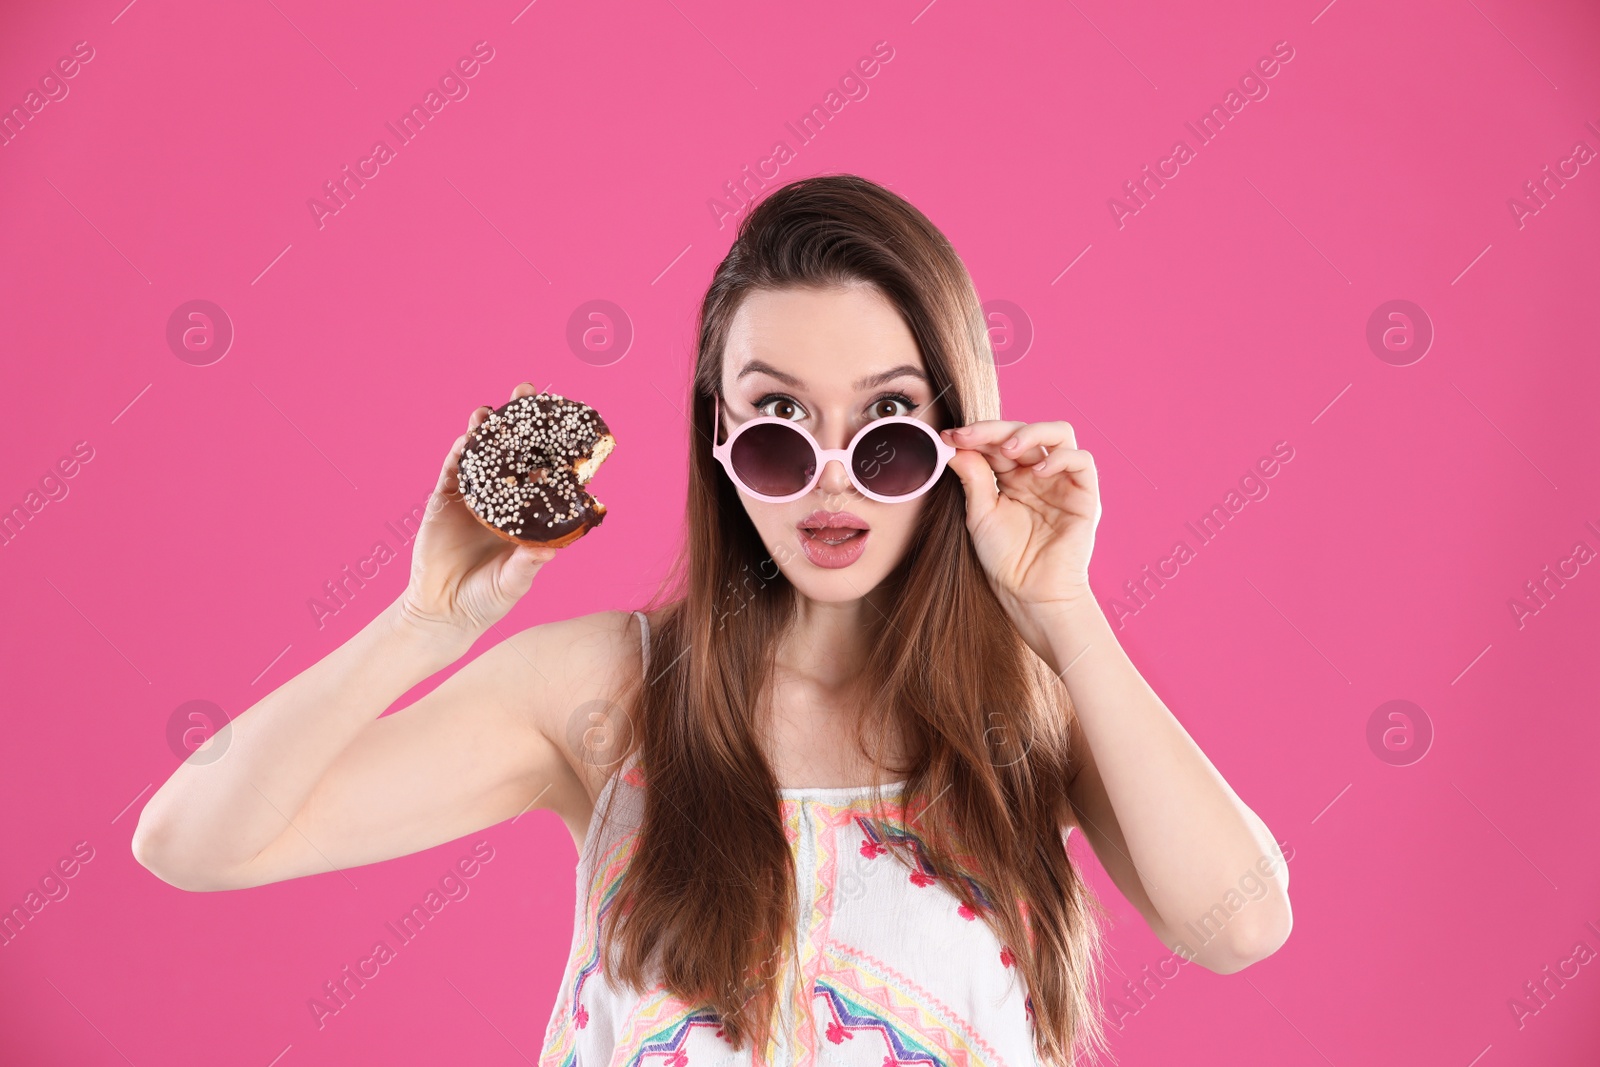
[457,392,616,548]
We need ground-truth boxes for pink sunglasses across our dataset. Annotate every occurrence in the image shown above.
[710,394,957,504]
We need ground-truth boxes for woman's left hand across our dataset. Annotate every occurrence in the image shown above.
[941,419,1101,646]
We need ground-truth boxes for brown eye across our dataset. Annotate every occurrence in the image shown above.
[756,396,806,421]
[870,396,914,419]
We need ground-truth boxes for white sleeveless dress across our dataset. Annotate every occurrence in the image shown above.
[537,611,1041,1067]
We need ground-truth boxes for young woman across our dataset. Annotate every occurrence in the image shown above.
[134,174,1291,1066]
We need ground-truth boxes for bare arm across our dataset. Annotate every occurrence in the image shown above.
[132,382,623,891]
[937,416,1291,974]
[1053,596,1292,974]
[132,599,469,889]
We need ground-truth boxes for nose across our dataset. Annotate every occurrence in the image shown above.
[809,417,861,503]
[816,456,852,496]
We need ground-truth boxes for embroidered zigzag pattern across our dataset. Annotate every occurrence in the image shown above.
[853,816,996,911]
[607,994,725,1067]
[540,779,645,1064]
[811,940,1010,1067]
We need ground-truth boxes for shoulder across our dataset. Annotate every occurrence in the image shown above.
[499,608,650,798]
[506,607,645,663]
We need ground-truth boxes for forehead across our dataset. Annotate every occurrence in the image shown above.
[722,284,924,389]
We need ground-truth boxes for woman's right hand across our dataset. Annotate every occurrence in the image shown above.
[393,381,558,650]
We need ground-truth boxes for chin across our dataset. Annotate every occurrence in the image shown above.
[786,569,892,603]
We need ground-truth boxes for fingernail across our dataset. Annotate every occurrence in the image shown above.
[1033,460,1047,471]
[1003,437,1020,450]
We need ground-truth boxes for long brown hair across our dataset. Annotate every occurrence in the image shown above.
[601,173,1107,1064]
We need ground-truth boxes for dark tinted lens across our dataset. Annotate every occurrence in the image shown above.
[729,422,816,496]
[853,422,938,497]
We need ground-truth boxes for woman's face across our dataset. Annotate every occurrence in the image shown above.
[718,283,947,604]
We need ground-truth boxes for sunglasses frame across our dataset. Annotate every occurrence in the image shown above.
[710,394,958,504]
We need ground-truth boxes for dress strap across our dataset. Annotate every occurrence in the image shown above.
[599,610,650,794]
[632,609,651,676]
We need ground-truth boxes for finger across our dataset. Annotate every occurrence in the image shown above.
[962,444,1025,475]
[467,404,492,433]
[948,448,1001,527]
[1029,445,1095,481]
[511,381,539,401]
[996,421,1078,467]
[941,420,1027,452]
[941,422,1031,475]
[940,425,1043,476]
[498,542,558,599]
[435,430,471,499]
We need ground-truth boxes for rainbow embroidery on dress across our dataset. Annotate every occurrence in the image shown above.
[608,997,726,1067]
[541,778,646,1065]
[811,947,1010,1067]
[573,839,634,1012]
[852,815,995,913]
[541,768,1034,1067]
[814,979,948,1066]
[785,790,918,1067]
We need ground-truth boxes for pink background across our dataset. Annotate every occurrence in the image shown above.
[2,0,1598,1063]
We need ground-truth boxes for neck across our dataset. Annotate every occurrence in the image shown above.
[766,582,909,779]
[774,586,889,691]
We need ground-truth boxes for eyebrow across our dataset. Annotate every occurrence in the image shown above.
[734,359,928,392]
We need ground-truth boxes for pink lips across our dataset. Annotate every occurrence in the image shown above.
[798,510,870,531]
[797,510,870,569]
